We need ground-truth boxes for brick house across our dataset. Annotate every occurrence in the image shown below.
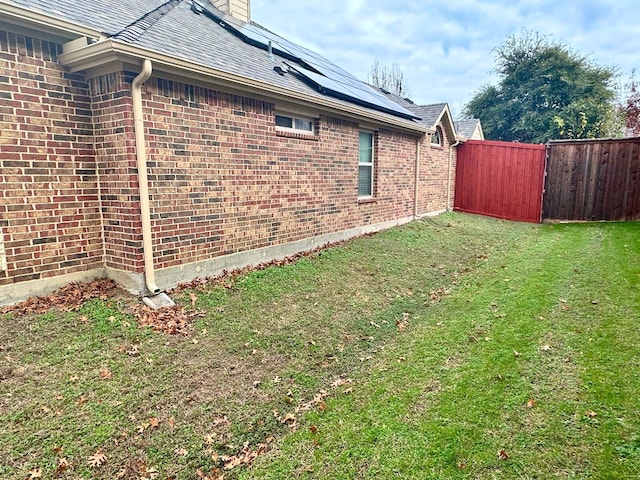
[0,0,459,306]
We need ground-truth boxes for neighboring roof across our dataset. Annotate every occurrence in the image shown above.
[372,87,457,140]
[2,0,426,132]
[455,119,484,140]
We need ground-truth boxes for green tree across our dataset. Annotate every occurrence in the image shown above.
[464,31,621,143]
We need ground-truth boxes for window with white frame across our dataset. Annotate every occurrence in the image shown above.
[275,113,314,134]
[358,131,374,197]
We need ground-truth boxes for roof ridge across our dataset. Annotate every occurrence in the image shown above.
[114,0,184,43]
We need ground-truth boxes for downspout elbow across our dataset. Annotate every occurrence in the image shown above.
[132,59,160,295]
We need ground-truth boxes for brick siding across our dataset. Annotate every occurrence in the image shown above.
[140,77,418,270]
[0,30,103,287]
[90,71,144,273]
[1,30,454,299]
[417,125,456,214]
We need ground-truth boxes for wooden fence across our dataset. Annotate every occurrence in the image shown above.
[454,140,547,223]
[543,138,640,221]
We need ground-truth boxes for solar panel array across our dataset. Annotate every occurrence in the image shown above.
[192,1,420,120]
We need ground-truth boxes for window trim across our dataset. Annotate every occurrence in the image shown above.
[275,113,315,135]
[358,130,375,198]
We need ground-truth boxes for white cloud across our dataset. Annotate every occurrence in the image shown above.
[252,0,640,117]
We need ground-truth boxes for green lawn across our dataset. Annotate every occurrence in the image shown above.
[1,214,638,479]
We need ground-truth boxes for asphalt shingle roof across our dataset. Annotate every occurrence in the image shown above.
[6,0,168,34]
[455,119,481,139]
[6,0,423,127]
[370,86,448,129]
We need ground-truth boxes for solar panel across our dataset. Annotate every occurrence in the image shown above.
[287,64,417,119]
[191,1,420,121]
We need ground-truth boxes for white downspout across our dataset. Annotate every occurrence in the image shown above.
[446,139,461,212]
[414,136,421,218]
[132,59,160,295]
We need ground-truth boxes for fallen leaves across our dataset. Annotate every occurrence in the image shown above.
[117,459,159,479]
[131,304,204,335]
[137,417,161,434]
[99,368,112,380]
[54,457,71,477]
[87,449,107,468]
[497,449,510,460]
[0,279,119,316]
[525,398,536,408]
[27,467,42,479]
[396,312,411,333]
[585,410,598,418]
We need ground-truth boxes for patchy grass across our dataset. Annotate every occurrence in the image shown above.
[1,214,638,479]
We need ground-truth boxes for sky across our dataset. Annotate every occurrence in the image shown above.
[251,0,639,119]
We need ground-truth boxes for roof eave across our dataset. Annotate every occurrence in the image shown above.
[59,39,428,135]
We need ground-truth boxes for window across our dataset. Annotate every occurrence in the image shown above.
[358,131,374,197]
[275,114,314,133]
[431,126,442,146]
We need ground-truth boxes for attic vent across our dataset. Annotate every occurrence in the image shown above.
[404,97,414,104]
[0,231,6,272]
[379,88,390,94]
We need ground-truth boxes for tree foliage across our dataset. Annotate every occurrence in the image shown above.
[367,59,411,97]
[464,31,621,143]
[619,70,640,136]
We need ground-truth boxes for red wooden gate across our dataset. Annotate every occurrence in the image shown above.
[454,140,547,223]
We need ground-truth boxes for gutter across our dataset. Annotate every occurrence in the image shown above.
[59,39,428,135]
[131,59,160,295]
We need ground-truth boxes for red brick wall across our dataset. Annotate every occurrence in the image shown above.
[141,77,418,270]
[90,71,144,273]
[1,39,453,296]
[417,123,456,214]
[0,30,102,287]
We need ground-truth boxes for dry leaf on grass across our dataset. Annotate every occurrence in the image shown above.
[99,368,112,379]
[27,468,42,479]
[131,304,204,336]
[497,449,510,460]
[87,449,107,468]
[175,448,188,457]
[525,398,536,408]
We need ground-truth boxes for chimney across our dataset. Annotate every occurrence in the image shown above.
[210,0,250,22]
